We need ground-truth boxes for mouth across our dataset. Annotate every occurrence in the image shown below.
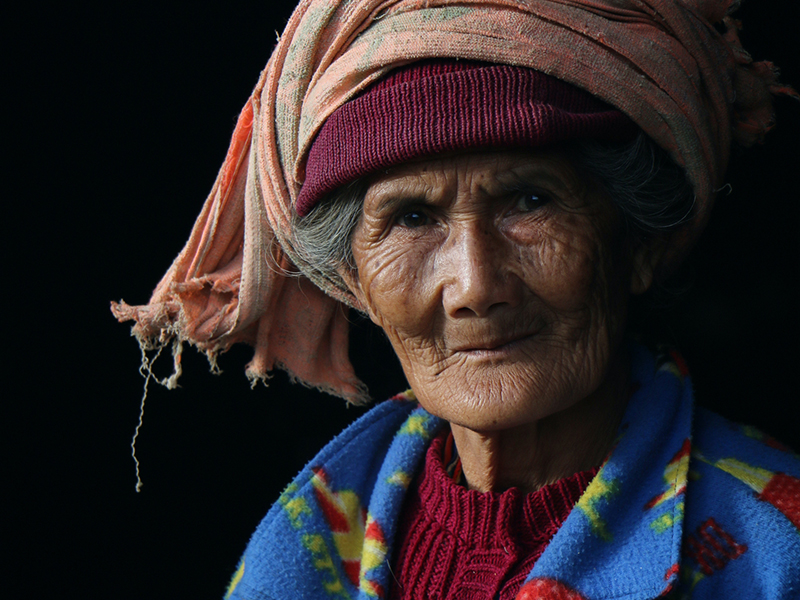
[453,331,537,356]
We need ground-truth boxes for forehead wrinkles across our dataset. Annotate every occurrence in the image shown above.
[364,151,586,208]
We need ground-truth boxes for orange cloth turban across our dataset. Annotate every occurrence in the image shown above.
[112,0,796,402]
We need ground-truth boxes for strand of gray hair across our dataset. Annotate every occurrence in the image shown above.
[572,132,695,239]
[291,178,366,292]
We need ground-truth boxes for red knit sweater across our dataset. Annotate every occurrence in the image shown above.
[388,431,598,600]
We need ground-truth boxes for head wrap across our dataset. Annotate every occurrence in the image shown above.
[112,0,796,402]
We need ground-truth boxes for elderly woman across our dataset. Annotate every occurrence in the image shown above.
[113,0,800,598]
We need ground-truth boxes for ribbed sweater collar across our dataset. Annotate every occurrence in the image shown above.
[416,432,599,550]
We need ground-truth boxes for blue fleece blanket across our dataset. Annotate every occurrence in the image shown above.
[225,346,800,599]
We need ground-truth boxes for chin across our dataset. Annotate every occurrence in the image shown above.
[405,324,630,432]
[408,358,599,432]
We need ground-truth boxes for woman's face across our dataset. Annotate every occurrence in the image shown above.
[346,149,654,432]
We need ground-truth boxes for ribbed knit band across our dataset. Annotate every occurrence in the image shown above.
[389,431,599,600]
[296,60,637,216]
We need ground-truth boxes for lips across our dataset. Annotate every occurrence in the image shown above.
[449,329,540,354]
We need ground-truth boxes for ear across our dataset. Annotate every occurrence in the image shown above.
[339,266,371,316]
[630,236,667,295]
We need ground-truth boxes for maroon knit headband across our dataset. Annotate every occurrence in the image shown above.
[296,60,638,216]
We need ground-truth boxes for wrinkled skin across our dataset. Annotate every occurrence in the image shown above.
[344,150,661,492]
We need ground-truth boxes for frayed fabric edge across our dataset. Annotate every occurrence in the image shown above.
[256,359,372,407]
[112,297,372,490]
[128,332,187,493]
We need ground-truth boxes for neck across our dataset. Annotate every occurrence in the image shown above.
[450,352,630,494]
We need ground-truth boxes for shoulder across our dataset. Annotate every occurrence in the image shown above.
[225,393,439,600]
[691,407,800,513]
[678,408,800,598]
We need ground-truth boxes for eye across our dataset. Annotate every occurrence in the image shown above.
[397,211,430,228]
[514,191,551,213]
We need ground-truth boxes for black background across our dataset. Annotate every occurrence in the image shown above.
[8,1,798,597]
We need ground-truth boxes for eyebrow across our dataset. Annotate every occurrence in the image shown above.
[366,188,432,218]
[364,157,579,214]
[493,165,573,193]
[364,174,443,215]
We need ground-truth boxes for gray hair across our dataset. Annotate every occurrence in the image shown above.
[291,178,367,292]
[570,132,695,240]
[291,132,695,294]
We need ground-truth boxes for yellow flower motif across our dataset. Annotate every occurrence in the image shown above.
[399,414,431,438]
[575,470,619,541]
[302,534,351,598]
[387,470,412,488]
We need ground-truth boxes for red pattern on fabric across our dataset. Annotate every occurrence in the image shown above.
[668,351,690,377]
[657,563,680,597]
[517,578,587,599]
[683,518,747,576]
[311,468,350,532]
[763,437,792,452]
[342,562,360,588]
[759,472,800,530]
[366,519,386,545]
[644,438,691,509]
[369,581,386,599]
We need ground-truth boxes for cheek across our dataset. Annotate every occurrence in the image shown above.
[353,237,438,338]
[518,213,631,375]
[523,215,607,313]
[358,245,451,394]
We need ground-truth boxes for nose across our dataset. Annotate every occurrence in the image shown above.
[440,221,523,318]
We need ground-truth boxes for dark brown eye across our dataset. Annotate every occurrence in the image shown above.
[514,192,551,212]
[398,211,429,228]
